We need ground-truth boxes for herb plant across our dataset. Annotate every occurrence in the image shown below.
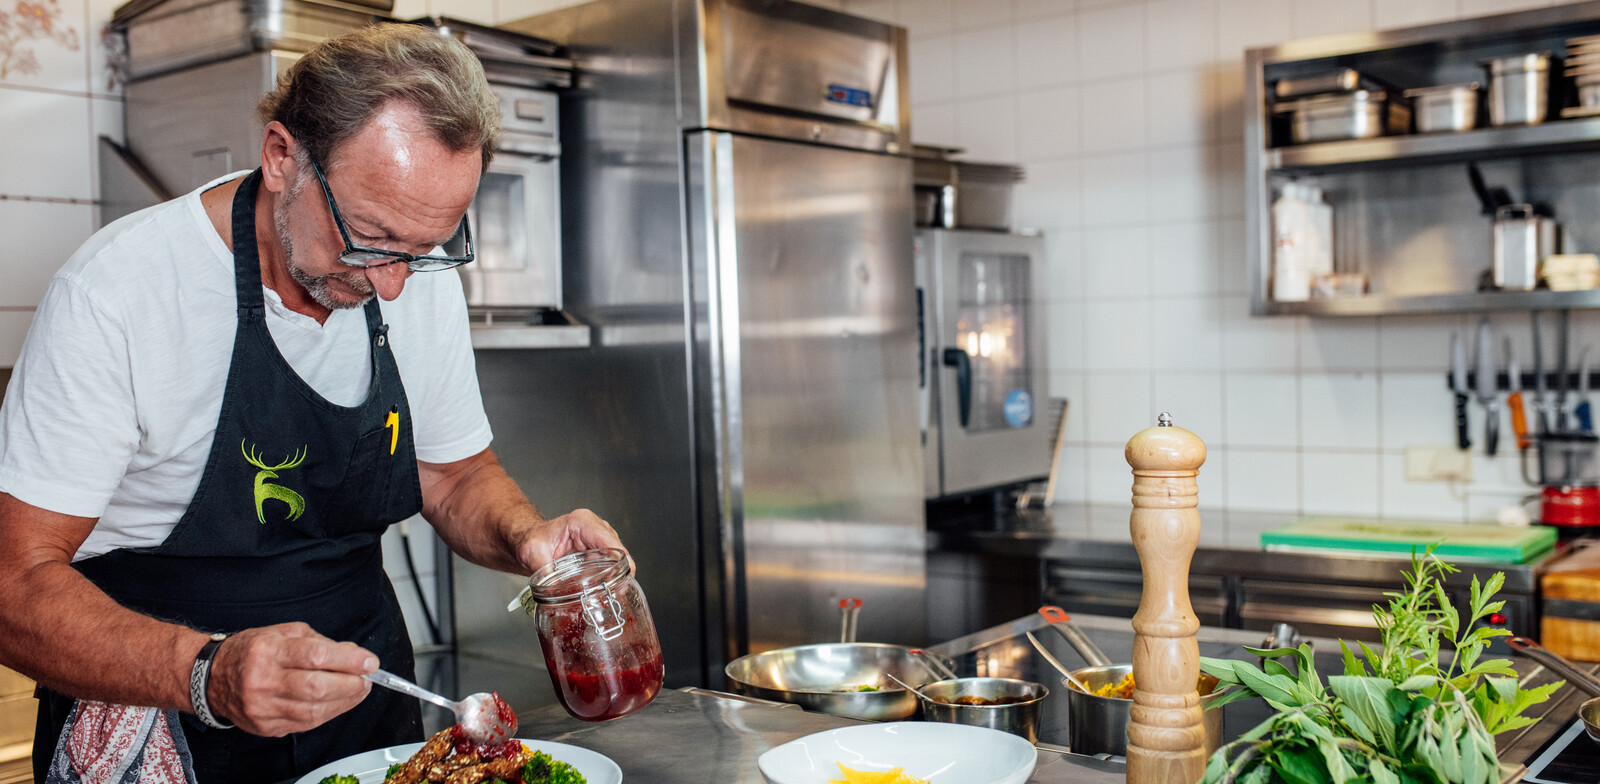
[1199,546,1560,784]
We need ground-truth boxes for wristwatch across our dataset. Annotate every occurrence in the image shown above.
[189,632,234,730]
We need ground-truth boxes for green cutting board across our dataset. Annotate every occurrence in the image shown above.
[1260,517,1558,564]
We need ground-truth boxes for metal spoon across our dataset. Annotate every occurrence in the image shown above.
[885,672,935,701]
[364,669,517,743]
[1024,630,1094,694]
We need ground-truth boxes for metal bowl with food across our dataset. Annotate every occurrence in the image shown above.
[724,642,931,721]
[913,677,1048,743]
[1064,664,1223,758]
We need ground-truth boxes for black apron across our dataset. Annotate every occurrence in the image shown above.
[36,170,427,783]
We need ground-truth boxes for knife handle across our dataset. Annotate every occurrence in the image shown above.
[1455,393,1472,451]
[1485,404,1499,456]
[1508,391,1530,450]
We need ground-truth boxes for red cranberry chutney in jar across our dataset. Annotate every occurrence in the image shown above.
[521,548,664,722]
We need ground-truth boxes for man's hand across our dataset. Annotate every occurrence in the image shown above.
[206,622,377,737]
[510,508,625,574]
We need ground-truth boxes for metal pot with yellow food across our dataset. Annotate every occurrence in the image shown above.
[1063,665,1223,758]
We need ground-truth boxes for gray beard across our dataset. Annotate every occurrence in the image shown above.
[274,172,374,311]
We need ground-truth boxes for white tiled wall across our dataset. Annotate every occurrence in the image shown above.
[0,0,1589,532]
[843,0,1598,523]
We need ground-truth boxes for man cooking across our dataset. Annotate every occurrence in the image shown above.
[0,23,624,783]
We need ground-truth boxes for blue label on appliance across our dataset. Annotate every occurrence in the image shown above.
[1004,389,1034,428]
[827,84,873,107]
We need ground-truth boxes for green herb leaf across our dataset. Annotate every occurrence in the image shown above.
[1235,665,1303,712]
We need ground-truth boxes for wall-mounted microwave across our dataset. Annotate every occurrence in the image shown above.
[458,84,562,311]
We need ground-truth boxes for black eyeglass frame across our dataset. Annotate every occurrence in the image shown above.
[309,158,475,272]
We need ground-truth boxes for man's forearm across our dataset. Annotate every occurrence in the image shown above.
[419,449,545,574]
[0,558,205,710]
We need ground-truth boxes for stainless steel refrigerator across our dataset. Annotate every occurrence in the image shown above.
[451,0,924,690]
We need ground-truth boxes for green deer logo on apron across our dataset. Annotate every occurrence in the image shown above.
[241,440,308,523]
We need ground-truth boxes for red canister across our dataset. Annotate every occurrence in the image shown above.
[1540,485,1600,527]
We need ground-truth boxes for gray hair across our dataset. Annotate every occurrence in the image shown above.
[257,23,500,171]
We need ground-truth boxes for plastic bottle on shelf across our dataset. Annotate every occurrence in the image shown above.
[1306,184,1334,283]
[1271,183,1313,301]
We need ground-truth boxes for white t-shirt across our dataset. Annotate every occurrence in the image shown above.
[0,172,493,561]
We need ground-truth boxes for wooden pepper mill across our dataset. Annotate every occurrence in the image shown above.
[1124,412,1207,784]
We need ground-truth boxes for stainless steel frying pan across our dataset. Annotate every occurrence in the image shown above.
[723,598,953,721]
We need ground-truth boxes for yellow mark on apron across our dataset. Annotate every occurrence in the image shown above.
[385,408,399,455]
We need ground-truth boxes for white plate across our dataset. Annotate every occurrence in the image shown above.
[757,722,1036,784]
[293,739,623,784]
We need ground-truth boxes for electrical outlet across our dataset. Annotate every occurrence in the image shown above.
[1404,446,1472,482]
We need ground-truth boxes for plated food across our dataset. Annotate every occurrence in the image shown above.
[926,693,1031,706]
[314,727,583,784]
[297,736,620,784]
[1087,672,1136,699]
[757,722,1036,784]
[828,763,927,784]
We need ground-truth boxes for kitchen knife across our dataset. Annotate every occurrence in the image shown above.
[1476,319,1499,456]
[1451,332,1472,451]
[1557,309,1572,432]
[1506,338,1530,451]
[1533,310,1550,436]
[1578,347,1593,433]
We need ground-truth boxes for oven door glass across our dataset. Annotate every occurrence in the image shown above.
[460,155,561,309]
[955,251,1033,433]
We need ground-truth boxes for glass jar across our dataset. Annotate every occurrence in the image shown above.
[519,548,663,722]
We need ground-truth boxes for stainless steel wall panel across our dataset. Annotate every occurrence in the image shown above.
[458,344,702,679]
[698,132,925,651]
[124,51,295,194]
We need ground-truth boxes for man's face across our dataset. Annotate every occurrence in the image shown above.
[275,172,376,310]
[276,102,481,309]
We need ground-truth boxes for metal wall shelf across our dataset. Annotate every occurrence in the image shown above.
[1246,2,1600,317]
[1264,289,1600,317]
[1270,116,1600,174]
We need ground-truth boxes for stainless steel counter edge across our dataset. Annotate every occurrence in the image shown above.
[469,323,592,349]
[927,528,1554,593]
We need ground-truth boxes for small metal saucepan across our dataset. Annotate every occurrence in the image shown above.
[1506,637,1600,744]
[912,677,1049,743]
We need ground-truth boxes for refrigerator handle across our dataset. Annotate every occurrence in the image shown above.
[916,287,926,390]
[942,348,972,429]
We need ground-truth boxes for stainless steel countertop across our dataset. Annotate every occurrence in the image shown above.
[930,503,1570,593]
[925,611,1597,783]
[287,611,1595,783]
[514,688,1128,783]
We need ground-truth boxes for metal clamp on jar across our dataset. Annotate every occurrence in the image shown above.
[514,548,664,722]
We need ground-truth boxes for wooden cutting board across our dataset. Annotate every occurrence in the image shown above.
[1260,517,1558,564]
[1541,542,1600,662]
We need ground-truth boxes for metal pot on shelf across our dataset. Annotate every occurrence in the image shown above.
[1485,52,1555,127]
[1493,204,1559,291]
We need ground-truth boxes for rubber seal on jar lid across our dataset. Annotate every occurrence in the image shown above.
[524,547,633,605]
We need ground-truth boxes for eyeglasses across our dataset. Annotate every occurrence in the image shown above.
[310,158,474,272]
